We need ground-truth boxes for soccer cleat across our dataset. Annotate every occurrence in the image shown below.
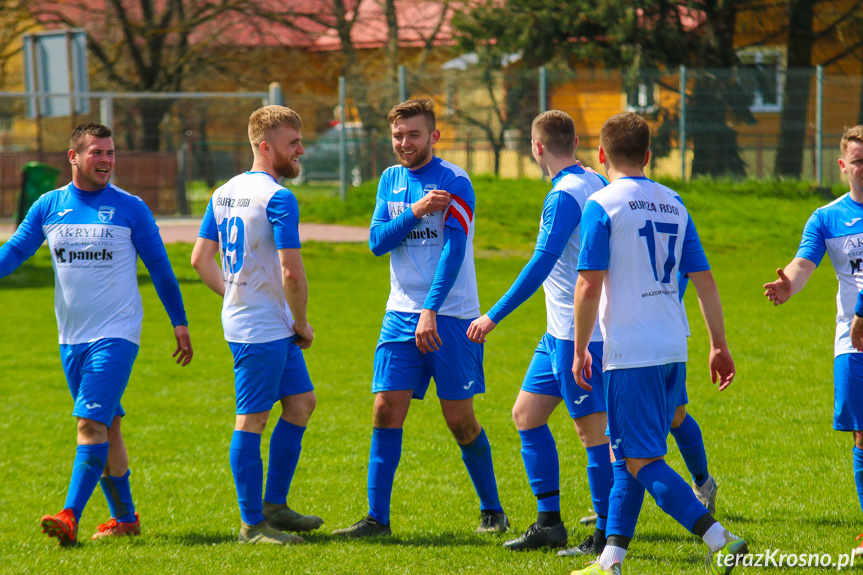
[92,513,141,539]
[238,520,304,544]
[558,532,606,556]
[579,509,598,525]
[705,531,749,575]
[263,502,324,532]
[504,521,567,550]
[570,560,622,575]
[331,516,392,538]
[693,475,718,516]
[40,509,78,546]
[476,510,509,534]
[854,534,863,557]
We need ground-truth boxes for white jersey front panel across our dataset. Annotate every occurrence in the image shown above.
[377,157,480,318]
[796,193,863,356]
[583,178,700,369]
[209,172,294,343]
[544,170,606,341]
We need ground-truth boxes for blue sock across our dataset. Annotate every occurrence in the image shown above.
[670,413,709,486]
[519,425,560,513]
[264,418,306,505]
[64,442,109,521]
[853,447,863,513]
[606,460,645,538]
[99,469,136,522]
[460,428,503,513]
[586,444,613,531]
[368,427,402,525]
[636,459,709,533]
[230,430,264,525]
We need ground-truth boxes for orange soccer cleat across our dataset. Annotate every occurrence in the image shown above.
[41,509,78,546]
[91,513,141,539]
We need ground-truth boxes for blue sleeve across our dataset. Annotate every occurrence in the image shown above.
[678,214,710,275]
[267,189,301,249]
[198,197,219,241]
[577,200,611,270]
[487,250,558,323]
[486,192,578,323]
[795,210,826,266]
[369,176,420,256]
[856,290,863,317]
[423,226,466,312]
[0,197,47,279]
[130,202,188,327]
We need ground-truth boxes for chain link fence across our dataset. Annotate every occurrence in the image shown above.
[1,65,859,216]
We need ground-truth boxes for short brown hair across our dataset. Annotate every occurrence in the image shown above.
[70,122,112,152]
[599,112,650,167]
[248,105,303,148]
[387,98,436,132]
[531,110,576,157]
[841,125,863,155]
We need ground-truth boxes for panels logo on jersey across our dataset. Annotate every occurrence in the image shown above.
[98,206,115,223]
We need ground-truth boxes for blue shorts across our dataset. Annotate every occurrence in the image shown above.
[60,338,139,427]
[834,353,863,431]
[372,316,484,401]
[604,363,686,460]
[228,337,314,415]
[522,334,605,419]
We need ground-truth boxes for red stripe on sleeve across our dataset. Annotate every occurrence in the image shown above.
[450,194,473,222]
[447,206,469,235]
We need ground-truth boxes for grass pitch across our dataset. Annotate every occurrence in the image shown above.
[0,178,857,574]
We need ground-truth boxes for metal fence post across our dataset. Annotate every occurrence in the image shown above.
[816,65,823,186]
[399,65,407,102]
[339,76,347,201]
[268,82,284,106]
[100,94,113,130]
[539,66,547,114]
[679,65,687,183]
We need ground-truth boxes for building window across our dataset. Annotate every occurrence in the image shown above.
[625,79,657,114]
[737,49,784,112]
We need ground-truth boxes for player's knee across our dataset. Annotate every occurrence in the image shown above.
[77,418,108,443]
[445,413,480,443]
[855,431,863,449]
[671,405,687,428]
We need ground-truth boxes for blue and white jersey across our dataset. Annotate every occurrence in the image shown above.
[796,193,863,357]
[371,156,479,319]
[198,171,301,344]
[0,183,187,345]
[542,166,606,341]
[578,177,709,370]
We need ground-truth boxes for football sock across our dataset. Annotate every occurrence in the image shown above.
[606,460,644,539]
[670,413,710,486]
[702,521,728,552]
[368,427,402,525]
[537,511,562,527]
[599,544,627,569]
[264,418,306,505]
[460,428,503,513]
[853,446,863,513]
[65,442,109,521]
[586,443,613,531]
[636,459,708,533]
[230,430,264,525]
[99,469,136,523]
[519,425,560,514]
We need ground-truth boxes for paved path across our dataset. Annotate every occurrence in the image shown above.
[0,218,369,244]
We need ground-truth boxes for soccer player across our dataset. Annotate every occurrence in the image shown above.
[571,112,747,575]
[764,124,863,557]
[191,106,322,545]
[466,110,610,553]
[0,122,193,546]
[332,98,507,537]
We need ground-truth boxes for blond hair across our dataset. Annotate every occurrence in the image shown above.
[600,112,650,167]
[248,105,303,149]
[387,98,436,132]
[532,110,576,157]
[841,125,863,155]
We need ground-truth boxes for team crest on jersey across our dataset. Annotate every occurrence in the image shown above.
[423,183,439,194]
[98,206,115,223]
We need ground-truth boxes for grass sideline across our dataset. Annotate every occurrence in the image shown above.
[0,178,857,574]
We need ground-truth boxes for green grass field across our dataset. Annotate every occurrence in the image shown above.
[0,178,857,574]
